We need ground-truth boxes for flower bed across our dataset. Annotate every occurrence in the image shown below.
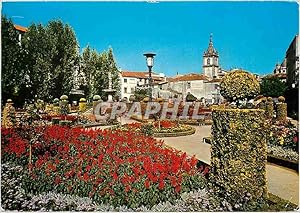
[2,162,296,211]
[41,114,78,122]
[268,120,298,152]
[2,125,206,208]
[119,121,195,137]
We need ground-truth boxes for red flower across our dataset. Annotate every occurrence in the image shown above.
[175,185,181,193]
[158,180,165,190]
[293,136,298,143]
[125,185,131,192]
[112,172,118,181]
[144,179,151,189]
[83,172,89,182]
[54,176,61,185]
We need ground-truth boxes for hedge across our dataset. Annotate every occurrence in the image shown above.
[210,108,268,207]
[153,127,195,137]
[266,98,274,119]
[276,103,287,121]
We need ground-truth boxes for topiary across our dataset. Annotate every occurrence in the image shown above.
[129,95,136,102]
[278,96,285,103]
[79,98,87,102]
[93,95,101,101]
[220,70,260,102]
[60,95,68,100]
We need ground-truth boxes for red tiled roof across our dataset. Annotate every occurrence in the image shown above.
[14,25,28,32]
[121,71,165,82]
[121,71,148,78]
[264,73,287,79]
[168,73,208,82]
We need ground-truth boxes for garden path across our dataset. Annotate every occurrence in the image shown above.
[156,125,299,205]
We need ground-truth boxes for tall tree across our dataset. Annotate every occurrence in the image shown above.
[1,16,27,106]
[22,20,79,101]
[80,46,120,101]
[260,77,287,97]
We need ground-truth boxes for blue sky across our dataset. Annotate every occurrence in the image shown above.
[2,1,299,76]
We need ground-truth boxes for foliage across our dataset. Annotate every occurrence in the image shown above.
[1,102,16,128]
[268,145,299,162]
[2,16,121,105]
[134,88,148,102]
[220,70,260,102]
[185,92,197,102]
[1,163,31,210]
[2,126,206,208]
[1,16,27,106]
[120,121,193,135]
[266,97,274,119]
[260,77,287,97]
[80,46,120,100]
[21,20,79,102]
[211,108,268,209]
[276,102,287,121]
[268,120,298,152]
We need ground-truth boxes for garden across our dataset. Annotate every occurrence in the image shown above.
[117,120,196,137]
[1,70,298,211]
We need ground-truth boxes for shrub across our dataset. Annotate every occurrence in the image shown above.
[220,70,260,102]
[93,95,101,101]
[210,108,268,209]
[1,163,31,210]
[266,97,274,119]
[276,102,287,121]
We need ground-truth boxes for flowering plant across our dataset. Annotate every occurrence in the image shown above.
[268,120,298,152]
[2,126,207,208]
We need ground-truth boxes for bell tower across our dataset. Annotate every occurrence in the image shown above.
[203,34,219,78]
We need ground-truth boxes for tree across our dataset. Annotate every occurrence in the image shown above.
[134,88,148,102]
[186,92,197,102]
[260,77,287,97]
[80,46,98,100]
[1,16,27,106]
[80,46,120,101]
[22,20,79,102]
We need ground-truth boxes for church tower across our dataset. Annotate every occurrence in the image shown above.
[203,34,220,78]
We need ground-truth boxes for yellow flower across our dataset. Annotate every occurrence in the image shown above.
[270,132,273,137]
[279,137,284,145]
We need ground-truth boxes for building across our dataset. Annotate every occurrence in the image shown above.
[14,25,27,46]
[286,35,299,88]
[120,70,166,100]
[285,35,299,119]
[159,35,226,104]
[273,58,287,75]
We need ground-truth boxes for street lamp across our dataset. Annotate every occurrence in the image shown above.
[143,53,156,101]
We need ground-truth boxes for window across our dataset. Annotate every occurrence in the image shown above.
[207,58,210,65]
[131,87,135,93]
[124,87,127,93]
[124,78,127,83]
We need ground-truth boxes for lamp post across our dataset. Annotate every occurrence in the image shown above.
[143,53,156,101]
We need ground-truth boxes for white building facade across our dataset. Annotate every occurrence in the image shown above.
[120,71,166,100]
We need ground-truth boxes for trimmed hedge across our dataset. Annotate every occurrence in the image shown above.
[276,102,287,121]
[266,97,274,119]
[210,108,268,208]
[220,70,260,102]
[153,127,196,137]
